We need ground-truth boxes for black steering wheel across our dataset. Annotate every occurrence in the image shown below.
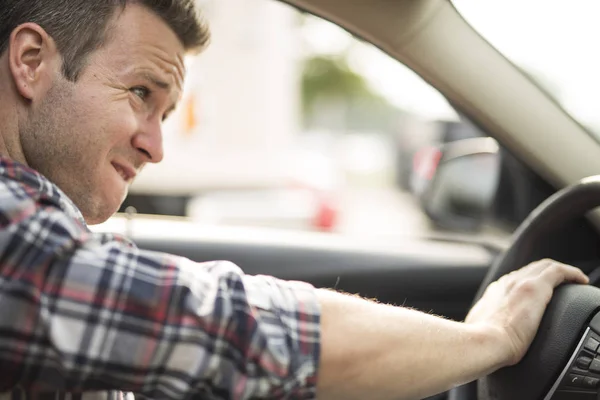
[471,176,600,400]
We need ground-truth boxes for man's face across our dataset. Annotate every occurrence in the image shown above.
[19,4,186,224]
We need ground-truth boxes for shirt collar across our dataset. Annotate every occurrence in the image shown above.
[0,157,87,225]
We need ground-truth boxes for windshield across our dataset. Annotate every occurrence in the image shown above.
[453,0,600,136]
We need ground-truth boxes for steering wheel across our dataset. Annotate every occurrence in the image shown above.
[467,176,600,400]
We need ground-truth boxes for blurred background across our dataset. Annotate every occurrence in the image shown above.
[106,0,600,242]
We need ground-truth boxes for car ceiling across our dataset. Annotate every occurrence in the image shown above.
[281,0,600,197]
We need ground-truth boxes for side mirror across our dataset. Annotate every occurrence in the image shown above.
[420,138,501,231]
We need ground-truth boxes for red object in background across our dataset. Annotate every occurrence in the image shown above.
[413,146,443,180]
[289,179,339,232]
[313,194,338,231]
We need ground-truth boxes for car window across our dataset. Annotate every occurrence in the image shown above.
[453,0,600,138]
[109,0,515,242]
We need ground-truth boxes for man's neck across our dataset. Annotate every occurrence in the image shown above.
[0,62,28,166]
[0,103,28,166]
[0,132,8,159]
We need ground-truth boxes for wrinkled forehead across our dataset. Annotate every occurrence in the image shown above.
[108,4,187,86]
[130,46,187,92]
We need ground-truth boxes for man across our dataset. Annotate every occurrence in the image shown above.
[0,1,589,399]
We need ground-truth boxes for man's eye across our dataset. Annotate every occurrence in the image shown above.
[131,86,151,100]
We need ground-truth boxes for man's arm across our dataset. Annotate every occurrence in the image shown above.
[1,194,587,399]
[0,201,320,398]
[316,260,588,400]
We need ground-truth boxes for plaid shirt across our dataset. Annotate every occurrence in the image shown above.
[0,158,321,400]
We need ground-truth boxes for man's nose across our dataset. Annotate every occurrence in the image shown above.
[132,119,165,163]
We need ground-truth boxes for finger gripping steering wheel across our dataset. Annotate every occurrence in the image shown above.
[476,176,600,400]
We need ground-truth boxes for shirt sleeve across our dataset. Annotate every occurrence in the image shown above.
[0,199,321,399]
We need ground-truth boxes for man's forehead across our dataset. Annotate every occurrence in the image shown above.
[141,52,186,91]
[105,5,187,87]
[110,5,186,69]
[168,53,186,90]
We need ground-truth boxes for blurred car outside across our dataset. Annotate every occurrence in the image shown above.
[409,120,484,197]
[187,149,342,232]
[404,118,532,235]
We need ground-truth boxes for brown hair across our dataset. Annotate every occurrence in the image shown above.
[0,0,210,80]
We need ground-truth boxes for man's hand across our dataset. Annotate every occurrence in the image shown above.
[317,258,589,400]
[465,259,589,367]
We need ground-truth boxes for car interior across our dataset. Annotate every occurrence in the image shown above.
[103,0,600,399]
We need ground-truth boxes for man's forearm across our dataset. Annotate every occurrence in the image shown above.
[316,289,506,400]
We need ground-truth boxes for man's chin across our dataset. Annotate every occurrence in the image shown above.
[83,208,120,226]
[82,192,128,226]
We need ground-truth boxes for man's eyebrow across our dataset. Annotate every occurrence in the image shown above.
[143,73,171,90]
[138,71,181,116]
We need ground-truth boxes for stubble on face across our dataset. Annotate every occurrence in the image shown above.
[20,75,114,222]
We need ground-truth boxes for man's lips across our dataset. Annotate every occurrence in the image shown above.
[111,162,136,183]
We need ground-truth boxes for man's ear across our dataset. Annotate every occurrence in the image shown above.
[8,23,59,101]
